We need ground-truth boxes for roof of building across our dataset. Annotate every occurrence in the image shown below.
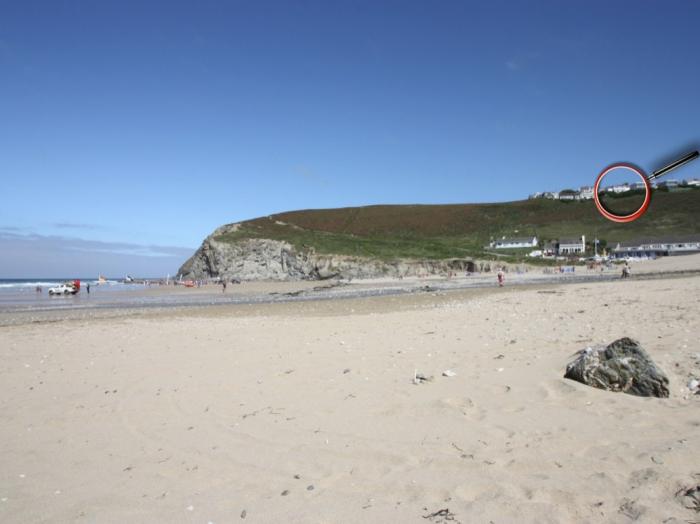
[558,237,584,245]
[495,236,537,243]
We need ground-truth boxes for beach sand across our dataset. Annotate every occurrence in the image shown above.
[1,262,700,522]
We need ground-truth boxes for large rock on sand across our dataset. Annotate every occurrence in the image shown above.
[564,337,670,398]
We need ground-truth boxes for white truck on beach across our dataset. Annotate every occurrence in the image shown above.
[48,280,81,296]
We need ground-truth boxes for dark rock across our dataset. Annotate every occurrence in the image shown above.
[564,337,669,398]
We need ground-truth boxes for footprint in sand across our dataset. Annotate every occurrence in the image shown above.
[536,380,579,401]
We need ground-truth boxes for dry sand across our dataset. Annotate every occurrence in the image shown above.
[2,260,700,523]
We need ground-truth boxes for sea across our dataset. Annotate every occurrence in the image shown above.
[0,278,164,312]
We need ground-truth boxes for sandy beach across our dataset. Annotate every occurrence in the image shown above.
[1,257,700,523]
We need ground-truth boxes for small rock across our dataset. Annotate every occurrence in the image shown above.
[688,378,699,392]
[413,372,434,385]
[343,368,351,374]
[307,485,314,491]
[442,370,457,377]
[186,505,194,511]
[240,509,247,519]
[281,490,290,496]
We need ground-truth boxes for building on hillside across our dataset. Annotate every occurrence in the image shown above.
[559,189,580,201]
[491,236,538,249]
[579,186,594,200]
[611,234,700,259]
[658,180,680,190]
[606,183,631,194]
[542,191,559,200]
[528,192,544,199]
[558,236,586,255]
[683,178,700,187]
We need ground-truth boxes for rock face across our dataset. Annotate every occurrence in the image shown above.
[564,337,670,398]
[178,222,477,281]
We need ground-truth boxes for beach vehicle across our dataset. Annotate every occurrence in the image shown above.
[48,280,81,296]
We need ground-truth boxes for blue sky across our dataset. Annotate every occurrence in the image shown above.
[1,1,699,277]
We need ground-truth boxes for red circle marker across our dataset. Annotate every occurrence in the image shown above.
[593,163,651,223]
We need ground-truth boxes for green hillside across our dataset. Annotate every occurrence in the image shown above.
[213,189,700,260]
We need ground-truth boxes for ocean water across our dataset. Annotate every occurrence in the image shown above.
[0,278,130,291]
[0,278,160,312]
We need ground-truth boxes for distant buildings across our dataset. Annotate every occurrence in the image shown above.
[611,235,700,259]
[491,236,538,249]
[528,185,594,201]
[658,180,680,190]
[527,178,694,200]
[491,235,591,257]
[558,189,579,201]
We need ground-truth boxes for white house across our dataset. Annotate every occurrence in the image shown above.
[491,236,538,249]
[557,236,586,255]
[543,192,559,200]
[684,178,700,187]
[579,186,594,200]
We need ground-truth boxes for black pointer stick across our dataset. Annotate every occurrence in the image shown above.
[648,150,699,181]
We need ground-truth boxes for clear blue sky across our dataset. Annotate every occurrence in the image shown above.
[1,1,699,277]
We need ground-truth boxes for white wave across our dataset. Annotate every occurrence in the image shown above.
[0,281,61,288]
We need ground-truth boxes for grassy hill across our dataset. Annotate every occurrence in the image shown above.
[213,189,700,261]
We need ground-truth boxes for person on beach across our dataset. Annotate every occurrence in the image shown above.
[86,283,90,294]
[621,264,631,279]
[497,268,505,287]
[221,280,227,293]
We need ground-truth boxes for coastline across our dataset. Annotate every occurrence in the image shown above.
[2,253,699,327]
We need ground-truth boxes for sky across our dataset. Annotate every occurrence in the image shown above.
[1,0,699,277]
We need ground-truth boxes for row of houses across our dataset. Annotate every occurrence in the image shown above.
[529,186,594,201]
[610,234,700,259]
[489,234,700,259]
[528,178,700,200]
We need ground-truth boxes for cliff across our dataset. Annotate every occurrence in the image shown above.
[178,223,476,281]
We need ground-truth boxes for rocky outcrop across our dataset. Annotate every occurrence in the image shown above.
[178,223,477,281]
[564,337,670,398]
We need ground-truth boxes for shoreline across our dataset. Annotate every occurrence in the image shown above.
[2,266,699,327]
